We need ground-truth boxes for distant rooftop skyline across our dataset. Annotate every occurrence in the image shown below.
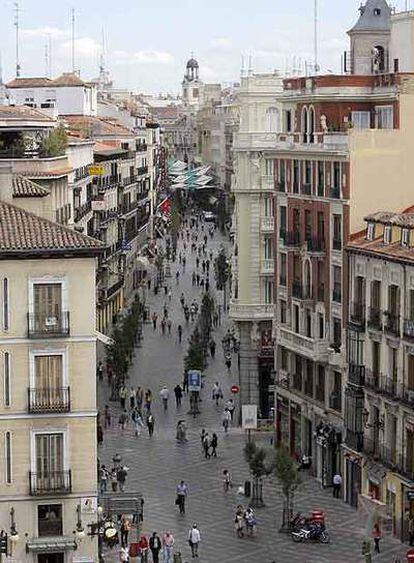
[0,0,411,94]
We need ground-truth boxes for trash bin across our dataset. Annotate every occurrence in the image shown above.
[244,480,251,497]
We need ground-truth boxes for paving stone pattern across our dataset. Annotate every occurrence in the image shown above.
[97,227,408,563]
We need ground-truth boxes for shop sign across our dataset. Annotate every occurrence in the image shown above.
[242,405,258,430]
[188,370,202,392]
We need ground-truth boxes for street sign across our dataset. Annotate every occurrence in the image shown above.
[242,404,258,430]
[188,370,202,392]
[231,385,239,394]
[88,165,105,176]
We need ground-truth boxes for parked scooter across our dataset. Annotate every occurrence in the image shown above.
[291,521,330,543]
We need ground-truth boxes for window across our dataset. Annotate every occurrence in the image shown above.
[408,354,414,392]
[33,282,62,322]
[280,347,288,371]
[265,159,274,177]
[263,237,273,260]
[34,354,63,391]
[293,304,300,333]
[333,215,342,249]
[333,318,342,348]
[4,352,10,407]
[263,281,274,304]
[372,341,381,376]
[279,160,286,190]
[293,208,300,233]
[318,313,324,339]
[367,223,375,241]
[266,107,280,132]
[351,111,370,129]
[402,228,410,247]
[305,210,312,241]
[374,8,381,15]
[304,161,312,190]
[3,278,8,331]
[330,371,342,412]
[280,300,287,324]
[263,197,274,218]
[332,162,341,193]
[317,161,324,196]
[293,160,300,193]
[305,309,312,338]
[279,254,287,286]
[280,205,287,238]
[317,211,325,242]
[38,504,63,537]
[285,110,292,132]
[376,106,393,129]
[384,225,391,244]
[394,59,399,73]
[333,266,342,303]
[5,431,11,484]
[316,365,325,403]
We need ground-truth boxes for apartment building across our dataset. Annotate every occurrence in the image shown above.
[345,211,414,541]
[0,164,103,563]
[272,0,414,488]
[230,72,284,417]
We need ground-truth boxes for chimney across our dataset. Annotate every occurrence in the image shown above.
[0,163,13,203]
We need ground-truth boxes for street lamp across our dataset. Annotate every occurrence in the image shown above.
[9,507,19,543]
[75,504,85,540]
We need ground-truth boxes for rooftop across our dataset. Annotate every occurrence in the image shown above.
[62,115,134,139]
[0,200,104,256]
[12,175,50,198]
[349,0,391,33]
[6,73,90,89]
[0,105,55,123]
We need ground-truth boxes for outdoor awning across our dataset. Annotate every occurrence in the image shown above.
[96,330,115,346]
[26,536,77,553]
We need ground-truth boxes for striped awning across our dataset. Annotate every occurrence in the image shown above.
[26,536,77,553]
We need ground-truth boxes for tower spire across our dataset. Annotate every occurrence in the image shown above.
[14,1,21,77]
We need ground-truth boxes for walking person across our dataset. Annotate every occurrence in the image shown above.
[135,386,143,411]
[174,384,183,407]
[372,523,382,553]
[223,469,232,492]
[149,532,162,563]
[211,382,223,406]
[188,524,201,558]
[222,408,231,433]
[104,404,111,429]
[210,433,218,457]
[209,338,216,358]
[144,389,152,413]
[117,465,128,493]
[202,433,210,459]
[129,387,135,410]
[177,324,183,344]
[160,386,169,411]
[176,480,188,515]
[152,312,158,331]
[132,408,144,436]
[120,515,131,547]
[118,410,129,433]
[235,505,245,538]
[146,413,155,437]
[110,467,118,492]
[332,472,342,498]
[167,319,172,335]
[98,464,108,494]
[119,546,129,562]
[96,361,104,381]
[138,535,149,562]
[183,370,189,393]
[162,532,174,563]
[225,398,235,421]
[119,385,127,410]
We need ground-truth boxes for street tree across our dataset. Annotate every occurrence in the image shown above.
[273,446,301,532]
[214,245,231,310]
[244,441,273,507]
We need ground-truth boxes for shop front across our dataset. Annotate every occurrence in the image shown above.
[343,449,362,507]
[314,422,342,488]
[276,394,290,449]
[402,487,414,543]
[290,401,302,459]
[258,327,274,418]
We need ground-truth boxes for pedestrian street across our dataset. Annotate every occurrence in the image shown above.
[97,222,409,563]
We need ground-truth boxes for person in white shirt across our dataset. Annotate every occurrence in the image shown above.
[332,472,342,498]
[159,386,169,411]
[188,524,201,558]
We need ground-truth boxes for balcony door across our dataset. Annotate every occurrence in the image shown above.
[35,355,63,405]
[35,433,64,486]
[34,283,62,330]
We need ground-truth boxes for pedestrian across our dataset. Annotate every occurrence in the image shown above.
[118,410,129,433]
[132,408,144,436]
[99,464,108,494]
[180,293,185,307]
[176,480,188,515]
[210,433,218,457]
[372,523,382,553]
[200,428,206,448]
[225,352,232,371]
[164,284,168,296]
[97,423,103,446]
[211,382,223,406]
[96,361,104,381]
[205,279,210,292]
[104,404,111,428]
[176,270,180,284]
[160,386,169,411]
[332,472,342,498]
[136,386,143,411]
[222,408,231,433]
[161,318,166,335]
[147,413,155,437]
[129,387,135,410]
[162,532,174,563]
[188,524,201,559]
[117,465,128,493]
[409,514,414,546]
[110,467,118,492]
[167,319,172,335]
[138,534,149,563]
[196,273,200,286]
[178,324,183,344]
[196,257,200,269]
[107,363,113,386]
[150,532,162,563]
[235,505,244,538]
[223,469,232,492]
[225,399,235,421]
[120,515,131,547]
[176,420,187,443]
[244,507,257,536]
[144,389,152,413]
[119,546,129,562]
[202,433,210,459]
[192,272,196,286]
[168,288,172,302]
[119,385,127,410]
[174,384,183,407]
[183,370,189,393]
[152,312,158,331]
[163,304,168,318]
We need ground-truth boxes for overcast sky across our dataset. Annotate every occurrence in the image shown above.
[0,0,411,94]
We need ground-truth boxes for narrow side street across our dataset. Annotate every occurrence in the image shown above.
[97,223,408,563]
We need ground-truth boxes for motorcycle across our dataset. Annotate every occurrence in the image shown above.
[291,521,330,543]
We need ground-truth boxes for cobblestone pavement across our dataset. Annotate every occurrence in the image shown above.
[97,226,409,563]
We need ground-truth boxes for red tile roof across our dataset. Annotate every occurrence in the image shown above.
[13,175,50,198]
[51,73,87,87]
[6,77,52,88]
[0,105,55,122]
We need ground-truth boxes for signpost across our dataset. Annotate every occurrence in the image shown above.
[88,165,105,176]
[242,404,258,444]
[231,384,239,394]
[188,370,202,416]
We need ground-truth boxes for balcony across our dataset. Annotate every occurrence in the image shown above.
[348,364,365,387]
[345,430,364,452]
[29,470,72,495]
[27,312,70,339]
[74,200,92,222]
[385,312,400,337]
[28,387,71,414]
[329,392,342,412]
[279,227,287,242]
[136,144,147,153]
[261,175,275,191]
[362,438,414,479]
[277,326,330,363]
[277,181,286,193]
[404,318,414,340]
[261,217,274,232]
[261,259,274,275]
[137,165,149,176]
[350,302,366,328]
[368,307,382,330]
[229,302,274,321]
[306,237,325,253]
[365,370,397,397]
[333,238,342,251]
[332,289,342,303]
[285,231,301,247]
[292,281,312,301]
[330,187,341,199]
[302,183,312,196]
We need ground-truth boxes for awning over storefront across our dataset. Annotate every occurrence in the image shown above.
[96,330,115,346]
[26,536,77,553]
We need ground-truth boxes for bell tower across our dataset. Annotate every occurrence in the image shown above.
[182,56,202,109]
[348,0,391,74]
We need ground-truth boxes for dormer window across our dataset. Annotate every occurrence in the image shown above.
[367,222,375,241]
[384,225,391,244]
[402,228,410,247]
[374,8,381,15]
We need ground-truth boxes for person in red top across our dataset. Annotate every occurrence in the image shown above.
[138,535,149,563]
